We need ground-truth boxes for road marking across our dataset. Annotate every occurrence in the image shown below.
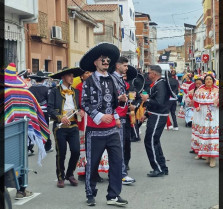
[14,193,41,205]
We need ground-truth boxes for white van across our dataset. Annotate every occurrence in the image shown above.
[157,64,171,78]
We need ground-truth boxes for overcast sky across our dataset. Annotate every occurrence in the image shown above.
[87,0,203,50]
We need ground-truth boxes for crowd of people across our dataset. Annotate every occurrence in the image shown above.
[178,71,219,168]
[3,42,219,207]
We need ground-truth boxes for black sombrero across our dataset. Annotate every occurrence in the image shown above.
[80,42,120,72]
[28,71,49,80]
[126,65,138,82]
[132,73,145,93]
[49,67,84,79]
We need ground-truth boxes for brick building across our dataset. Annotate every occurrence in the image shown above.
[25,0,69,73]
[135,12,150,72]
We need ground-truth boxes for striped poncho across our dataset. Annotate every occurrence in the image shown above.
[5,87,50,165]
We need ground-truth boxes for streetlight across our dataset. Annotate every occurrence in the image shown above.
[184,23,196,72]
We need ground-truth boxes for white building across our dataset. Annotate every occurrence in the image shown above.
[5,0,38,71]
[149,22,158,65]
[194,14,206,72]
[94,0,137,66]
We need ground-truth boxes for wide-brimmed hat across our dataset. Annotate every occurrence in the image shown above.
[49,67,84,79]
[28,71,49,80]
[2,63,27,88]
[132,73,145,93]
[79,42,120,72]
[126,65,138,82]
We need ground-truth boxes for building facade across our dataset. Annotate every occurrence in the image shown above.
[135,12,150,72]
[184,27,196,72]
[149,22,158,65]
[68,3,97,67]
[194,15,206,72]
[202,0,219,77]
[94,0,137,66]
[83,4,122,51]
[25,0,69,73]
[5,0,38,72]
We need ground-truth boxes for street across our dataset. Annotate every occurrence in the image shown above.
[10,116,218,209]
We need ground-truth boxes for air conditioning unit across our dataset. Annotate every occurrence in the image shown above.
[51,26,62,40]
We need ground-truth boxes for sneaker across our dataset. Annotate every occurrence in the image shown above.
[15,190,34,200]
[107,196,128,206]
[168,125,173,130]
[173,127,179,131]
[164,126,167,130]
[86,197,96,206]
[46,147,54,153]
[122,176,135,185]
[28,150,34,156]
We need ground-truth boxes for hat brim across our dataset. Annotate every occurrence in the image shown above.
[126,65,138,81]
[80,42,120,72]
[49,67,84,79]
[132,73,145,93]
[28,75,49,80]
[4,76,28,88]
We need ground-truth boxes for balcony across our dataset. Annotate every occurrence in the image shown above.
[29,11,48,38]
[204,37,213,49]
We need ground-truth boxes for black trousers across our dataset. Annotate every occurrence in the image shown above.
[123,117,131,167]
[43,112,52,151]
[119,117,131,177]
[168,100,178,128]
[85,127,122,200]
[54,126,80,181]
[144,114,168,172]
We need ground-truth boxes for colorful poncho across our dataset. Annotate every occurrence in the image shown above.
[5,87,50,165]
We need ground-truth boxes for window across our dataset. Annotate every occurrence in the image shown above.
[119,27,122,40]
[74,19,78,42]
[32,59,39,73]
[119,5,123,15]
[122,28,124,38]
[114,22,117,37]
[57,60,62,72]
[132,32,135,41]
[94,20,105,35]
[4,40,18,68]
[86,26,89,47]
[130,8,132,18]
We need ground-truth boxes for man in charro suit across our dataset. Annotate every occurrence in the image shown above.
[48,67,84,188]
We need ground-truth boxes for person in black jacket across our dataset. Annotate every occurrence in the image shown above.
[141,65,170,177]
[48,67,84,188]
[80,43,128,206]
[167,71,179,130]
[29,71,53,153]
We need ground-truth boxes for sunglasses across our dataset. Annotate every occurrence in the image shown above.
[99,57,111,64]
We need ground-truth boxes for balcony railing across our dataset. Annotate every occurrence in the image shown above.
[29,11,48,38]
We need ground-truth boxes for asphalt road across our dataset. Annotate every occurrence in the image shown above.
[10,114,218,209]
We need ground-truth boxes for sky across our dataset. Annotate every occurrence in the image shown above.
[87,0,203,50]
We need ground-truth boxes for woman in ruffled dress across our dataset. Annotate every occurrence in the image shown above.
[188,75,203,153]
[192,73,219,167]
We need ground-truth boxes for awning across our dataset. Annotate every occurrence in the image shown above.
[5,30,22,41]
